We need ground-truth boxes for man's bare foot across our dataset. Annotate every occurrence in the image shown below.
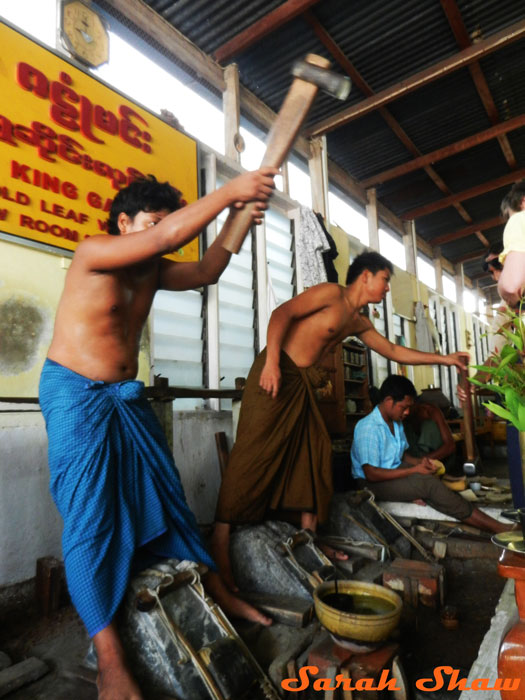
[94,624,143,700]
[211,522,239,592]
[204,572,272,626]
[97,664,143,700]
[316,542,349,561]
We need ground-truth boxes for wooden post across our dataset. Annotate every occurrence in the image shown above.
[308,135,328,219]
[366,187,380,251]
[223,63,241,163]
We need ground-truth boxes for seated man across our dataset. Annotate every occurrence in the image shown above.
[351,375,508,534]
[404,400,456,472]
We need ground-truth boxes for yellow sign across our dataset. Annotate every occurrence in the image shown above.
[0,21,199,261]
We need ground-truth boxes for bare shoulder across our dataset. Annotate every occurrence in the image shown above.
[352,312,373,334]
[300,282,345,301]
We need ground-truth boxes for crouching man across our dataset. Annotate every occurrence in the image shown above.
[351,375,508,534]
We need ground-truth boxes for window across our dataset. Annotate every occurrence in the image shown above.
[463,289,477,313]
[215,188,256,392]
[240,125,283,192]
[328,189,369,245]
[371,300,390,386]
[152,289,205,409]
[288,160,312,208]
[265,208,295,307]
[379,228,406,270]
[417,254,436,290]
[442,273,457,302]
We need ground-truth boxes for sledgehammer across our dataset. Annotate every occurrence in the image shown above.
[221,54,351,254]
[459,358,477,475]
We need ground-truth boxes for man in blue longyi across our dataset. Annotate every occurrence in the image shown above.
[351,375,508,533]
[39,167,277,700]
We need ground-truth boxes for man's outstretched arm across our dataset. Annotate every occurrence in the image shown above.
[358,325,469,370]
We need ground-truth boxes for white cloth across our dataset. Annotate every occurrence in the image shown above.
[415,301,437,353]
[296,206,329,287]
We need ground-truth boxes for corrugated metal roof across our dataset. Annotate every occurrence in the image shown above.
[108,0,525,292]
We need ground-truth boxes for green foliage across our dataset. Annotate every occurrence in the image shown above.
[468,303,525,431]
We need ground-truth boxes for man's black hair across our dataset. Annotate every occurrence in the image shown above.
[107,176,183,235]
[501,180,525,218]
[379,375,417,403]
[346,251,394,285]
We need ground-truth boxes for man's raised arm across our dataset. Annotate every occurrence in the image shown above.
[77,168,277,272]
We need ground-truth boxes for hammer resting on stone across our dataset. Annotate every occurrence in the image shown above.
[221,54,351,254]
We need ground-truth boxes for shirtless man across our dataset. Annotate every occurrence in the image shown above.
[39,167,277,700]
[213,251,469,590]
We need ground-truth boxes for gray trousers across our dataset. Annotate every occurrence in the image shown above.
[361,473,473,521]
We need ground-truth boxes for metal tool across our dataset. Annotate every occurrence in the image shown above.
[221,53,351,253]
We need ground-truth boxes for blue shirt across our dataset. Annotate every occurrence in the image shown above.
[351,405,409,480]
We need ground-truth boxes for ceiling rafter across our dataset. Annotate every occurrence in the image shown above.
[306,19,525,137]
[302,10,473,224]
[430,216,504,246]
[453,249,488,263]
[440,0,517,169]
[362,115,525,188]
[213,0,321,63]
[401,168,525,220]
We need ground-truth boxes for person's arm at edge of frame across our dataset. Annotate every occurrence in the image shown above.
[498,251,525,308]
[357,324,469,370]
[260,284,342,398]
[75,168,278,272]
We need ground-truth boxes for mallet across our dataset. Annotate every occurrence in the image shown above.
[459,360,477,475]
[221,54,351,254]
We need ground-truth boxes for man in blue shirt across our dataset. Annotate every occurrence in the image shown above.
[351,375,508,533]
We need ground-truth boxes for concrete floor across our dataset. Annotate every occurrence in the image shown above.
[0,450,515,699]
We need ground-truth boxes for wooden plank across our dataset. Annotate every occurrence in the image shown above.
[0,658,48,698]
[401,168,525,220]
[430,216,504,246]
[214,0,322,62]
[104,0,224,89]
[307,19,525,136]
[35,556,64,617]
[362,116,525,187]
[214,432,229,477]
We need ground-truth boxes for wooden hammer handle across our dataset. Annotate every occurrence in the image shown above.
[459,364,476,462]
[221,55,331,254]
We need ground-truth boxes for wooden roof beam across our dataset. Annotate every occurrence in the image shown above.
[453,249,488,264]
[362,115,525,187]
[214,0,321,63]
[401,168,525,220]
[307,19,525,137]
[303,11,473,224]
[440,0,517,169]
[430,216,505,246]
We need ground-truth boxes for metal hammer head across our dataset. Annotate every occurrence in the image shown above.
[292,59,351,100]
